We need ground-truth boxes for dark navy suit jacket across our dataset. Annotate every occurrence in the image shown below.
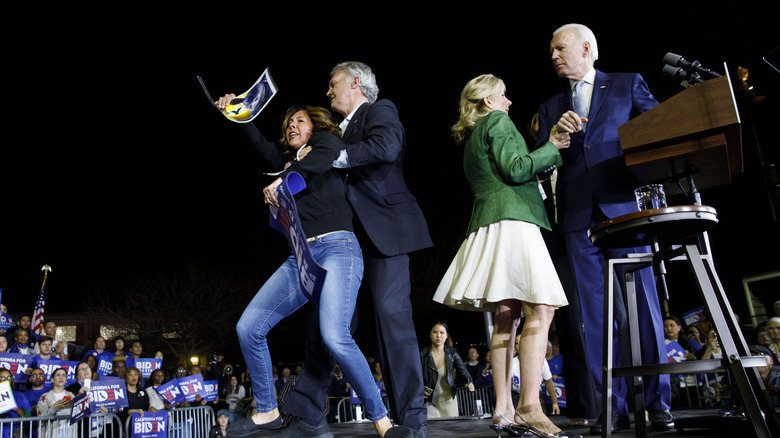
[342,100,432,256]
[535,70,659,233]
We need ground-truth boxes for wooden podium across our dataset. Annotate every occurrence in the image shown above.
[618,71,742,194]
[608,70,780,437]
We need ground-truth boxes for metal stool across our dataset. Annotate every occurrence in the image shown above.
[588,205,778,438]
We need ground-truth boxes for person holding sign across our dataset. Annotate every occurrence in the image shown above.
[0,368,32,437]
[37,368,76,436]
[214,100,401,437]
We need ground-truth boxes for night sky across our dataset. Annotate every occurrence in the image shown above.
[2,12,778,357]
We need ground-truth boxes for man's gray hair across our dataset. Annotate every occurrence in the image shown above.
[554,23,599,62]
[331,61,379,104]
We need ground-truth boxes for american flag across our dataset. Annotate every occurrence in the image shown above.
[32,265,50,335]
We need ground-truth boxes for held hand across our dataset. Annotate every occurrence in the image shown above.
[216,94,237,112]
[551,403,560,415]
[297,145,313,160]
[549,125,570,150]
[263,178,283,207]
[556,110,588,134]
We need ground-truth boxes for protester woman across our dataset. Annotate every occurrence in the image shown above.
[215,97,406,438]
[434,74,573,438]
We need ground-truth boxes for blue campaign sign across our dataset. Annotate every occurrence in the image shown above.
[204,380,219,402]
[70,391,91,425]
[131,411,168,438]
[0,353,31,384]
[0,314,13,330]
[89,377,129,410]
[39,359,79,386]
[96,352,115,376]
[177,374,206,402]
[155,378,185,404]
[268,171,327,304]
[133,358,162,378]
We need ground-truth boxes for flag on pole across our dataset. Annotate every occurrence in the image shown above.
[32,265,51,335]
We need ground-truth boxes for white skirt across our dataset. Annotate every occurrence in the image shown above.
[433,220,568,312]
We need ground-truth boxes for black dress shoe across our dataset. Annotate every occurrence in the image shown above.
[278,417,332,438]
[648,409,674,431]
[589,415,629,435]
[226,416,283,437]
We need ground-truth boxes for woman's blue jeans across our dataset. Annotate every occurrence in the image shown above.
[236,231,387,421]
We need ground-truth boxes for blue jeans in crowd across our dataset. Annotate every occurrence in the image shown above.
[236,231,388,422]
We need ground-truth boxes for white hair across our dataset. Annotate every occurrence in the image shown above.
[554,23,599,62]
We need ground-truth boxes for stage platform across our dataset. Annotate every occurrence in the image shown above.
[327,408,780,437]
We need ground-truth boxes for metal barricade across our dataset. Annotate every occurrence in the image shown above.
[0,412,123,438]
[125,406,214,438]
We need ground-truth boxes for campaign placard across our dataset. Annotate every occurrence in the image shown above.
[268,171,327,303]
[0,353,30,384]
[96,352,115,376]
[177,374,206,402]
[204,380,219,402]
[154,378,185,405]
[133,358,162,378]
[131,412,168,438]
[39,359,78,386]
[88,377,129,410]
[0,313,13,330]
[0,381,18,415]
[69,391,91,424]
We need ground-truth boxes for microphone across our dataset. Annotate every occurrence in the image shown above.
[663,52,722,79]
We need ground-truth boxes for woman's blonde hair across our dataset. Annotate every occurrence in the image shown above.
[452,74,505,145]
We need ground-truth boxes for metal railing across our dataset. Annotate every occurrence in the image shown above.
[0,412,123,438]
[0,405,215,438]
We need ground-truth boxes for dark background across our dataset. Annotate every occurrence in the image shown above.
[1,11,778,362]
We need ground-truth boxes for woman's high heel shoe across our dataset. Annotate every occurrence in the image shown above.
[514,409,583,438]
[489,413,524,437]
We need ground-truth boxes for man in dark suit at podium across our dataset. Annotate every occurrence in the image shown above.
[534,23,673,435]
[281,61,432,438]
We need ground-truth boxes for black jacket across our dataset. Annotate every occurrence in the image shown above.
[420,346,472,402]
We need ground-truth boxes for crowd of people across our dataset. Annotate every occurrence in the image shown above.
[4,21,779,438]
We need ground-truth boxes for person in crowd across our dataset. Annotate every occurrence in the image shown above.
[329,364,351,397]
[0,368,31,438]
[118,367,154,424]
[37,368,76,436]
[127,339,144,368]
[663,316,697,361]
[24,367,50,415]
[30,336,55,370]
[474,350,494,388]
[534,23,673,434]
[213,99,407,438]
[274,366,291,397]
[511,335,560,416]
[749,344,779,406]
[0,335,7,353]
[65,361,93,395]
[433,73,572,438]
[420,322,474,418]
[755,326,779,365]
[225,374,247,424]
[8,329,33,355]
[767,317,780,358]
[112,336,127,357]
[372,361,385,394]
[111,355,127,379]
[240,369,253,399]
[5,313,36,347]
[39,321,68,360]
[464,347,484,383]
[146,368,169,411]
[685,325,705,355]
[82,336,108,360]
[697,328,723,360]
[278,61,432,438]
[210,409,230,438]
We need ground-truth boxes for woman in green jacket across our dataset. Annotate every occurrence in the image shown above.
[433,74,573,438]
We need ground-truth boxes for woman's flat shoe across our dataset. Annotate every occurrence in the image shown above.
[226,416,283,437]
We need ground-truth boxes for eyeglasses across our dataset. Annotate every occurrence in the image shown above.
[0,376,12,381]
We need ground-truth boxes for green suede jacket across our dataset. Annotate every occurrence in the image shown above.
[463,110,563,235]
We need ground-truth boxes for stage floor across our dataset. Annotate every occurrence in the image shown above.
[327,408,779,437]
